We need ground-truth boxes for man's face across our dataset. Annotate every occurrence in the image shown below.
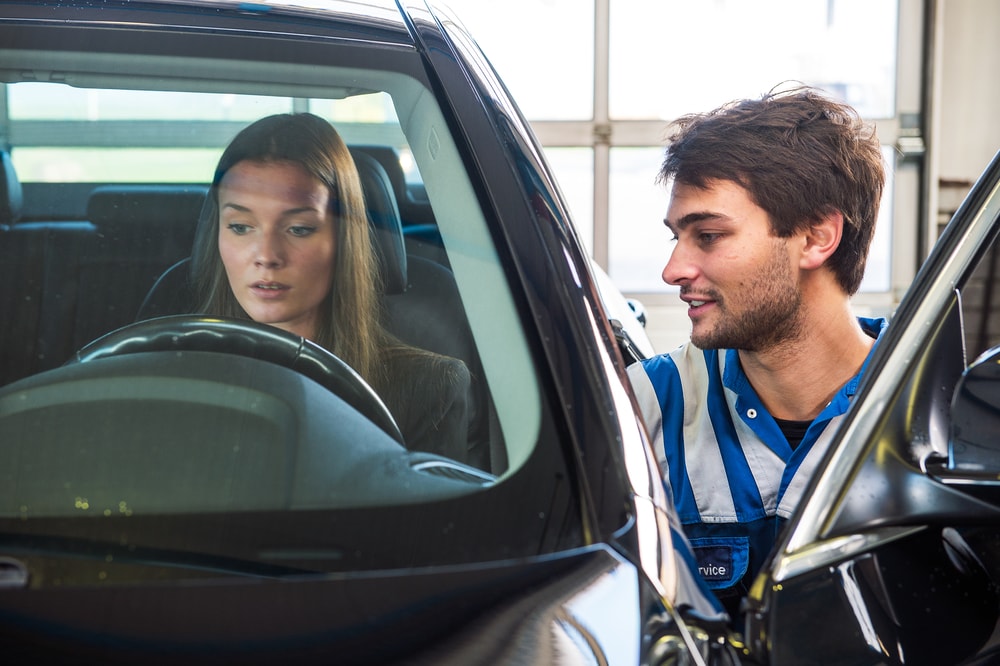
[662,179,802,351]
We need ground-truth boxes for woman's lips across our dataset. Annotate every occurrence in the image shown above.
[250,281,290,298]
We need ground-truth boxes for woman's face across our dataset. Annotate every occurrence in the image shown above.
[217,159,336,340]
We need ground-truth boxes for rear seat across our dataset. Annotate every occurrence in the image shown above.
[0,179,206,385]
[0,150,44,386]
[44,185,208,361]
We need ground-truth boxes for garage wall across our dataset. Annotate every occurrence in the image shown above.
[937,0,1000,184]
[642,0,1000,355]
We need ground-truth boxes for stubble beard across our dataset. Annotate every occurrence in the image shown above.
[690,243,804,352]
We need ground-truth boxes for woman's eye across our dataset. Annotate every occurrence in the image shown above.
[288,226,316,238]
[226,223,250,235]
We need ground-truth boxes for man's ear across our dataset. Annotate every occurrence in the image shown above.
[799,209,843,271]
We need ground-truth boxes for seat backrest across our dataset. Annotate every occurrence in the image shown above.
[382,255,499,471]
[47,184,210,354]
[347,151,496,470]
[86,185,207,261]
[348,150,407,295]
[0,152,37,386]
[0,149,23,227]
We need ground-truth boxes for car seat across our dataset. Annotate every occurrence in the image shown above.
[0,149,22,228]
[0,149,36,387]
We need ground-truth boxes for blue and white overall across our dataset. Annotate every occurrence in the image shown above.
[627,317,888,611]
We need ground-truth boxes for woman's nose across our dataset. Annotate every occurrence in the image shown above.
[254,231,285,268]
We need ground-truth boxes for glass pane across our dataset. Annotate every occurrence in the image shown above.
[610,0,898,120]
[8,85,409,183]
[311,92,398,124]
[543,147,594,255]
[4,63,541,490]
[9,83,291,120]
[961,220,1000,362]
[608,146,894,294]
[441,0,594,120]
[13,147,221,182]
[860,146,896,293]
[608,147,673,293]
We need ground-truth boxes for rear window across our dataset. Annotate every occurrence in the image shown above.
[9,85,419,184]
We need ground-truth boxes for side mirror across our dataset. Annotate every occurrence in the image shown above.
[950,345,1000,473]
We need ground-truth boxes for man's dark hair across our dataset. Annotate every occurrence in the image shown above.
[658,86,885,295]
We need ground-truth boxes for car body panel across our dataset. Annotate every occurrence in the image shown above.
[0,545,650,664]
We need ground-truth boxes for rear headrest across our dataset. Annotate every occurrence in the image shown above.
[349,149,407,295]
[86,185,208,249]
[0,150,23,226]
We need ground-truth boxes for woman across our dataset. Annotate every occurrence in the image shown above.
[191,113,472,464]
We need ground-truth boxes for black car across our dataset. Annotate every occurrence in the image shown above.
[5,1,1000,665]
[0,1,730,664]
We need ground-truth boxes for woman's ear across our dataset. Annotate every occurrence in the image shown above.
[799,209,843,271]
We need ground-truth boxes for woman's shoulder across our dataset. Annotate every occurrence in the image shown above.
[379,344,473,463]
[386,344,470,389]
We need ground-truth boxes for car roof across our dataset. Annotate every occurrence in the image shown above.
[142,0,409,24]
[0,0,418,45]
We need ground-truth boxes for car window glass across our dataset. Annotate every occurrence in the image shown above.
[1,57,542,515]
[961,229,1000,363]
[8,85,410,184]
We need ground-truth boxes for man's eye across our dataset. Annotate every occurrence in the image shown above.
[226,223,250,235]
[698,232,722,244]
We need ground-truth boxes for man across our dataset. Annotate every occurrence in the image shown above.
[627,86,888,616]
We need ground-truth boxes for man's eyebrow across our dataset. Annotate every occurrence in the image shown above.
[663,211,725,232]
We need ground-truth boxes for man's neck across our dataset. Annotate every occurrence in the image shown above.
[737,304,874,422]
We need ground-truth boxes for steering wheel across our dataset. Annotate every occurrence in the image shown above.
[73,315,404,445]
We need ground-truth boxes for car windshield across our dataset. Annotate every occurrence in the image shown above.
[0,8,573,583]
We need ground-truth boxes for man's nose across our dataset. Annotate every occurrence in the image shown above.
[661,241,694,286]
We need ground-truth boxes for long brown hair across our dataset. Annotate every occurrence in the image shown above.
[192,113,394,389]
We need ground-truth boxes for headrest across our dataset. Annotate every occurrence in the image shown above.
[86,185,208,247]
[349,149,407,295]
[0,150,23,226]
[350,145,409,204]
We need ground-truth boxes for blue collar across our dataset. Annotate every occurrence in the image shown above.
[722,316,888,404]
